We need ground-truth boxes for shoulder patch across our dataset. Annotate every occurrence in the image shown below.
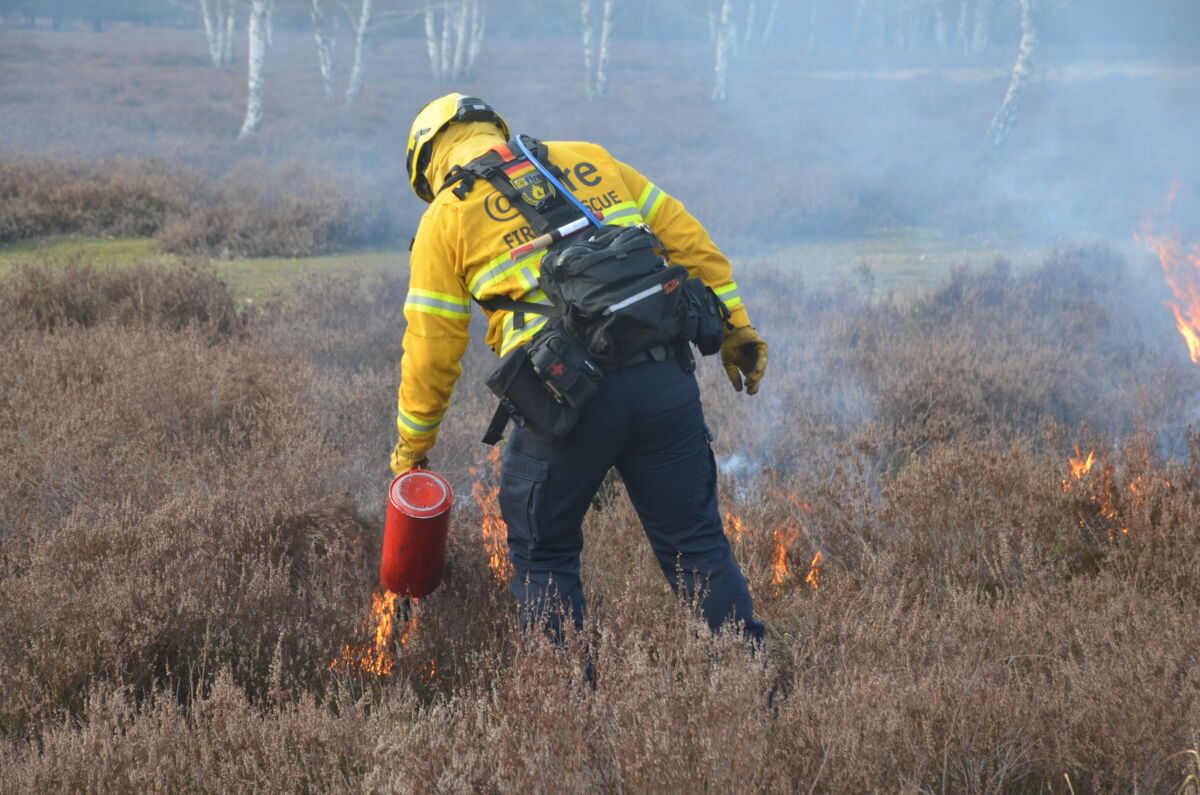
[510,171,555,207]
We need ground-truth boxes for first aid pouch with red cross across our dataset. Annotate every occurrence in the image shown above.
[483,323,601,446]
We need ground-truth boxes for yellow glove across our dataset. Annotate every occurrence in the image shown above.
[720,326,768,395]
[390,437,430,476]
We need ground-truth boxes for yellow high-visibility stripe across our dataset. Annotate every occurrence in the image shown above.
[397,407,441,437]
[405,288,471,320]
[601,202,643,227]
[495,289,554,354]
[469,248,547,298]
[637,183,667,224]
[500,314,550,355]
[714,281,742,309]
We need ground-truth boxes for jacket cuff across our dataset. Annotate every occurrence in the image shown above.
[726,304,751,330]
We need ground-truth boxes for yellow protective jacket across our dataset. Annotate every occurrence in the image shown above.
[394,122,751,465]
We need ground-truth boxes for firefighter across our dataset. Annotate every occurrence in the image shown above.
[394,93,768,642]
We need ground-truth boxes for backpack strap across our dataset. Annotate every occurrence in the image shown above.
[438,137,576,235]
[472,292,561,330]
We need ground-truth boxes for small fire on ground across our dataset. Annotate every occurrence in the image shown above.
[328,590,419,676]
[725,492,822,590]
[1061,445,1167,539]
[1137,180,1200,363]
[470,446,512,584]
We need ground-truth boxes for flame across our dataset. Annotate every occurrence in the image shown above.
[329,590,404,676]
[804,550,824,590]
[1060,447,1140,538]
[771,527,798,585]
[1069,447,1096,479]
[1136,180,1200,363]
[724,512,749,543]
[470,447,512,583]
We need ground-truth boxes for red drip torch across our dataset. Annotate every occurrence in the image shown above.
[380,467,454,598]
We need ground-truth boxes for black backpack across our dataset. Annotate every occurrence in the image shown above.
[444,135,728,366]
[443,135,729,444]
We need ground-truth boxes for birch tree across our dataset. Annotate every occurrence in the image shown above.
[238,0,268,137]
[707,0,776,101]
[343,0,374,101]
[580,0,613,100]
[423,0,486,83]
[310,0,336,99]
[986,0,1036,153]
[180,0,236,67]
[711,0,733,101]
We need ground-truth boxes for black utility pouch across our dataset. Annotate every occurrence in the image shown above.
[526,325,604,409]
[681,278,731,356]
[485,345,580,446]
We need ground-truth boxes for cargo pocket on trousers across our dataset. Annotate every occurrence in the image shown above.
[500,450,550,546]
[691,429,719,517]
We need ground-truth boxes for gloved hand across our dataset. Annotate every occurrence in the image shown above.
[720,326,768,395]
[390,437,430,476]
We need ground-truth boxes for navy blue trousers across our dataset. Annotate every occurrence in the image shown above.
[499,357,765,643]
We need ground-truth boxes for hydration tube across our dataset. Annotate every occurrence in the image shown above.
[514,135,604,230]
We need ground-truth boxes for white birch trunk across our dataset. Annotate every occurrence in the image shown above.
[743,0,757,49]
[465,0,485,75]
[438,4,452,81]
[581,0,594,98]
[265,0,275,48]
[986,0,1036,152]
[712,0,732,102]
[595,0,612,98]
[450,0,469,81]
[222,4,235,65]
[423,3,441,81]
[310,0,336,98]
[238,0,268,137]
[199,0,235,67]
[345,0,373,102]
[200,0,222,66]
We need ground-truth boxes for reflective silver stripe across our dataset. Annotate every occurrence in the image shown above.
[714,282,741,307]
[404,293,470,316]
[602,206,642,225]
[639,186,663,217]
[520,266,540,290]
[605,283,662,315]
[397,409,440,435]
[500,314,550,354]
[469,249,545,296]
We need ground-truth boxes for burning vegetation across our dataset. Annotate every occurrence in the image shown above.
[4,240,1200,790]
[1138,180,1200,364]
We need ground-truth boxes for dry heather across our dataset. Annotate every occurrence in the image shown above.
[1,248,1199,793]
[0,158,394,257]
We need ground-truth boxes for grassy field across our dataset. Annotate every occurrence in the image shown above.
[0,228,1099,299]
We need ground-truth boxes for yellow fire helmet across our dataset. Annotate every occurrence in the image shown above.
[406,93,511,203]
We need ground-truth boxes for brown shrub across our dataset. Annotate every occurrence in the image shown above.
[0,158,396,258]
[2,252,1200,792]
[0,257,241,336]
[0,159,203,242]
